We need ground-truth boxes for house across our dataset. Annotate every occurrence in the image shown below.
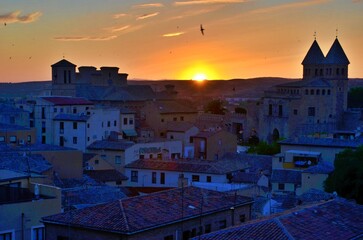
[192,130,237,160]
[192,198,363,240]
[271,169,301,194]
[0,123,36,145]
[42,186,254,240]
[0,103,30,127]
[300,162,334,193]
[83,153,114,171]
[84,169,128,186]
[141,100,198,138]
[0,169,61,240]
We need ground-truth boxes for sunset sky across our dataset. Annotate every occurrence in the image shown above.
[1,0,363,82]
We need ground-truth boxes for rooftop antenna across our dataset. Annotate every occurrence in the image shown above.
[313,31,317,40]
[336,28,338,39]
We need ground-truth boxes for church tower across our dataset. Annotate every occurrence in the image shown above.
[51,59,77,96]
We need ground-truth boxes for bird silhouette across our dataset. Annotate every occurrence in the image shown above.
[200,24,205,36]
[4,22,6,26]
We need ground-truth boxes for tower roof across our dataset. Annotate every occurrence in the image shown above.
[51,59,76,67]
[325,38,350,65]
[301,40,325,65]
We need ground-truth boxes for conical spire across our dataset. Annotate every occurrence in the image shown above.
[301,40,325,65]
[325,38,350,65]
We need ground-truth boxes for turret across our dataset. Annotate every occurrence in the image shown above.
[51,59,76,85]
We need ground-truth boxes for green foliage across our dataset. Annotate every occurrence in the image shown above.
[204,99,226,115]
[348,87,363,108]
[324,146,363,204]
[247,141,281,155]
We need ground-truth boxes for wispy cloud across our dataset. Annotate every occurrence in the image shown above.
[107,25,130,33]
[54,35,117,41]
[0,10,42,24]
[163,32,185,37]
[137,12,159,20]
[133,3,164,8]
[113,13,127,19]
[174,0,247,6]
[169,6,222,19]
[250,0,330,14]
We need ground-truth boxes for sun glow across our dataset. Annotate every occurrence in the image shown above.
[192,73,207,81]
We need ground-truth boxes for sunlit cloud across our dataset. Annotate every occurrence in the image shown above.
[163,32,185,37]
[113,13,127,19]
[107,25,130,33]
[54,35,117,41]
[250,0,330,14]
[137,12,159,20]
[0,10,42,24]
[174,0,247,6]
[133,3,164,8]
[169,6,222,19]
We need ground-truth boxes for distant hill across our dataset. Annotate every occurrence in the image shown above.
[1,78,363,99]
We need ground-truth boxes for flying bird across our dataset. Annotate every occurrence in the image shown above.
[4,22,6,26]
[200,24,205,36]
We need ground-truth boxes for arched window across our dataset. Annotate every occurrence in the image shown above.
[272,129,280,142]
[336,68,340,75]
[322,89,326,95]
[310,89,314,95]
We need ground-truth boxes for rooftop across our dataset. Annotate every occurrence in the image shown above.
[53,113,90,122]
[271,169,301,184]
[279,136,363,148]
[148,100,198,114]
[43,186,253,234]
[84,169,128,182]
[40,96,94,106]
[87,139,135,151]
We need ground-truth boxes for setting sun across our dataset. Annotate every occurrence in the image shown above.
[192,73,207,82]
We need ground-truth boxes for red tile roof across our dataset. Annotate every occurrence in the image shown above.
[42,186,253,234]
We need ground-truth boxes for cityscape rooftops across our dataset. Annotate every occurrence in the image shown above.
[87,139,135,151]
[40,96,94,106]
[279,136,363,148]
[42,186,253,234]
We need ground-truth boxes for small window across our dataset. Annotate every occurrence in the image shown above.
[54,108,57,113]
[206,176,212,182]
[0,231,14,240]
[268,104,272,116]
[310,89,314,95]
[115,156,121,164]
[316,89,320,95]
[73,137,77,144]
[219,220,227,229]
[129,118,134,125]
[164,235,173,240]
[305,89,309,95]
[9,136,17,143]
[278,183,285,190]
[95,159,99,164]
[131,171,138,182]
[160,172,165,184]
[32,226,45,240]
[73,108,77,114]
[308,107,315,117]
[322,89,326,95]
[278,105,283,117]
[173,117,177,121]
[205,224,211,233]
[327,90,331,95]
[170,135,174,140]
[107,121,111,127]
[180,116,184,121]
[152,172,157,184]
[87,123,90,128]
[192,175,200,182]
[0,136,5,142]
[27,135,31,143]
[161,118,164,123]
[293,109,298,115]
[114,120,117,127]
[60,108,64,113]
[73,122,77,129]
[240,214,246,223]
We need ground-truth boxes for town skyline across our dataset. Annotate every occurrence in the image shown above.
[1,0,363,83]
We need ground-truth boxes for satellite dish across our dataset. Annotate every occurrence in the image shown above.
[308,160,312,165]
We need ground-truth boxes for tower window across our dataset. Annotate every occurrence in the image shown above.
[310,89,314,95]
[336,68,340,75]
[316,89,320,95]
[322,89,326,95]
[315,69,318,76]
[268,104,272,116]
[308,107,315,117]
[64,70,67,83]
[305,89,309,95]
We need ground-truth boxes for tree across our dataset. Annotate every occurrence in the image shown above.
[247,141,280,155]
[204,99,226,115]
[324,146,363,204]
[348,87,363,108]
[235,107,247,115]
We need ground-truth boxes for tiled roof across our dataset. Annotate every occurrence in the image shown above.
[43,186,254,234]
[166,121,196,132]
[193,199,363,240]
[0,152,52,174]
[41,96,94,106]
[325,38,350,65]
[276,78,332,88]
[82,153,97,164]
[0,103,28,113]
[271,169,301,184]
[298,188,335,204]
[303,162,334,174]
[301,40,325,65]
[17,143,76,151]
[51,59,76,67]
[87,139,134,151]
[232,172,260,183]
[84,170,128,182]
[222,152,272,173]
[0,169,29,182]
[279,136,363,148]
[125,158,250,175]
[53,113,90,122]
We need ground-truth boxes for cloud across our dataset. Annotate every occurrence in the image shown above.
[133,3,164,8]
[352,0,362,2]
[250,0,330,14]
[107,25,130,32]
[54,35,117,41]
[113,13,127,19]
[137,12,159,20]
[169,6,222,19]
[0,10,42,24]
[174,0,247,6]
[163,32,185,37]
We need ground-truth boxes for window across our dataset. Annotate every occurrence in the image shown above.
[239,214,246,223]
[131,171,138,182]
[72,137,77,144]
[160,172,165,184]
[293,109,298,115]
[192,175,200,182]
[73,108,77,114]
[41,107,45,119]
[9,136,17,143]
[0,230,14,240]
[219,220,227,229]
[107,121,110,127]
[115,156,121,164]
[164,235,173,240]
[322,89,326,95]
[206,176,212,183]
[0,136,5,142]
[278,105,283,117]
[87,123,90,128]
[42,136,46,144]
[114,120,117,127]
[41,121,46,133]
[57,236,69,240]
[59,136,64,146]
[316,89,320,95]
[278,183,285,190]
[205,224,211,233]
[152,172,157,184]
[161,118,164,123]
[54,108,57,113]
[180,116,184,121]
[129,118,134,125]
[173,117,177,121]
[95,159,99,165]
[140,155,144,159]
[60,108,64,113]
[32,226,45,240]
[268,104,272,116]
[170,135,174,140]
[305,89,308,95]
[308,107,315,117]
[73,122,77,129]
[123,118,128,125]
[310,89,314,95]
[327,90,331,95]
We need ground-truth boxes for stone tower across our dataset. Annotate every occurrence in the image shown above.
[51,59,77,96]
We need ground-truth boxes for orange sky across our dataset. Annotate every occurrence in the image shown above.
[1,0,363,82]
